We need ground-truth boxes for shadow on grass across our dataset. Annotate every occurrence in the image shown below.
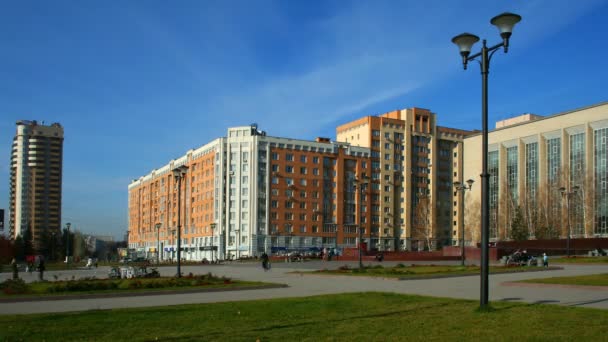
[499,297,523,301]
[160,302,452,341]
[567,297,608,307]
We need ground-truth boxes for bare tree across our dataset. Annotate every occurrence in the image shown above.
[412,195,432,251]
[521,176,539,239]
[578,165,595,237]
[464,198,481,244]
[498,178,518,240]
[535,170,563,239]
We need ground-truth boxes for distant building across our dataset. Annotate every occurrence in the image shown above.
[463,102,608,242]
[84,234,115,253]
[337,108,473,250]
[9,120,63,251]
[128,125,371,261]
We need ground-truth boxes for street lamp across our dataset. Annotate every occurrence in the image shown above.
[451,12,522,308]
[210,223,217,262]
[65,222,71,268]
[172,165,189,278]
[50,231,56,262]
[155,223,161,266]
[354,175,369,269]
[559,185,580,257]
[454,179,475,266]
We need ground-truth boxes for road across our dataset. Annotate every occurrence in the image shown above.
[1,260,607,315]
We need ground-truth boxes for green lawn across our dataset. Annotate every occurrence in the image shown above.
[302,264,557,279]
[551,256,608,264]
[520,273,608,287]
[0,293,606,341]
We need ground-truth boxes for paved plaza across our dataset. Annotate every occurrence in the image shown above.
[1,260,607,315]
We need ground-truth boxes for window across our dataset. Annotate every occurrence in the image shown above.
[271,152,279,160]
[300,155,307,163]
[300,179,307,186]
[272,164,279,172]
[313,156,319,164]
[300,167,307,174]
[286,165,294,173]
[286,153,294,161]
[271,200,279,208]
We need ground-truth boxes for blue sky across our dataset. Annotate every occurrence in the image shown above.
[1,0,607,239]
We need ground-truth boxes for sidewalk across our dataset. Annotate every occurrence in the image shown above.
[1,261,606,315]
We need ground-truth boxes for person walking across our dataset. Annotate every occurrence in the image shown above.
[261,252,270,271]
[37,259,46,281]
[542,253,548,267]
[11,258,19,280]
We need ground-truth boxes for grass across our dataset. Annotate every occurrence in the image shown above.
[519,273,608,287]
[0,292,606,341]
[302,264,557,279]
[551,256,608,264]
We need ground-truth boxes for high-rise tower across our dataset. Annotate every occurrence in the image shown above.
[9,120,63,251]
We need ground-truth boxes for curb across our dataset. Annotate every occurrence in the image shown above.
[501,282,608,291]
[0,283,289,303]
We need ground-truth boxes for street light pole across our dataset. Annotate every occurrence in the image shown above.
[210,223,217,262]
[173,165,189,278]
[454,179,475,266]
[452,12,522,309]
[65,222,71,268]
[155,223,161,266]
[355,175,369,269]
[560,185,579,257]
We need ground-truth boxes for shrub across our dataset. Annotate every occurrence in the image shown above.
[128,280,143,289]
[396,263,406,268]
[338,265,350,271]
[1,278,28,295]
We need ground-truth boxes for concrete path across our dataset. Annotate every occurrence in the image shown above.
[1,261,607,315]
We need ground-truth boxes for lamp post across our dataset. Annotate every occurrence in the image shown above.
[451,12,522,308]
[155,223,161,266]
[173,165,189,278]
[65,222,71,268]
[210,223,217,262]
[50,231,56,262]
[355,175,369,269]
[454,179,475,266]
[559,185,579,257]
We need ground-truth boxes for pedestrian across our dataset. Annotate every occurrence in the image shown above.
[542,253,548,267]
[11,258,18,280]
[261,252,270,271]
[38,259,46,281]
